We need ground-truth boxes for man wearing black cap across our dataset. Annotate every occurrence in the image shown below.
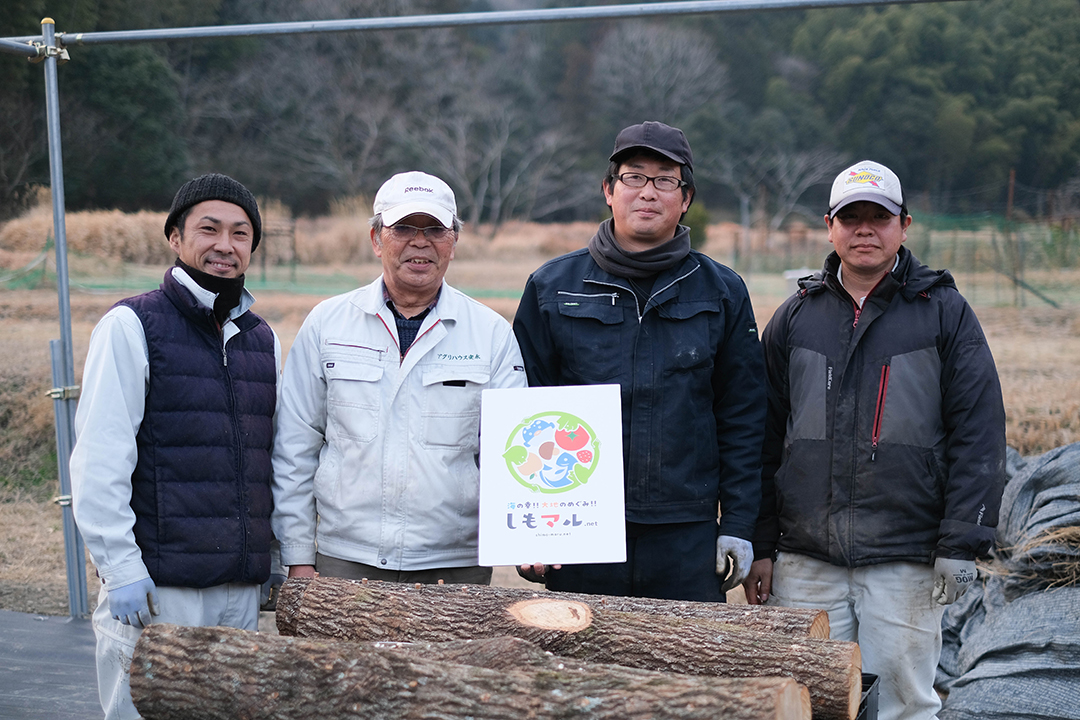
[743,160,1005,720]
[512,121,767,602]
[71,173,281,719]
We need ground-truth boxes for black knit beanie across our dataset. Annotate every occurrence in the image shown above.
[163,173,262,251]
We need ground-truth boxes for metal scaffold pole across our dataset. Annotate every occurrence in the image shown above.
[39,18,89,619]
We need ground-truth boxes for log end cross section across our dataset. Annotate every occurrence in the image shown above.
[506,598,594,632]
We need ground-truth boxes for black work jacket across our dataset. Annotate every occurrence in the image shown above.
[513,244,766,538]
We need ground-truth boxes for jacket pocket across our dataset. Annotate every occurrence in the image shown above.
[658,300,718,373]
[324,359,382,442]
[556,293,624,382]
[420,364,490,449]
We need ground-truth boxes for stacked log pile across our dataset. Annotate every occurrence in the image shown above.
[130,576,863,720]
[277,577,860,719]
[131,626,811,720]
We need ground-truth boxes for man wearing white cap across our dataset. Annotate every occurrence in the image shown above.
[743,160,1006,720]
[271,171,526,585]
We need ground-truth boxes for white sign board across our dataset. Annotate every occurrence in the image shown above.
[478,384,625,567]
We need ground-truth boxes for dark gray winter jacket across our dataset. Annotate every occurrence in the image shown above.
[754,246,1006,566]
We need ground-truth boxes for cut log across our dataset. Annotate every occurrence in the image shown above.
[581,591,829,639]
[277,577,861,720]
[276,579,828,639]
[131,623,812,720]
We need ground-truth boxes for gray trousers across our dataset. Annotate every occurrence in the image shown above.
[769,553,945,720]
[316,552,493,585]
[92,582,259,719]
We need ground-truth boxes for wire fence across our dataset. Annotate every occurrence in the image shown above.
[4,213,1079,311]
[722,214,1080,309]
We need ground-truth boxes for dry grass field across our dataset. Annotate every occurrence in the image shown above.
[1,207,1078,616]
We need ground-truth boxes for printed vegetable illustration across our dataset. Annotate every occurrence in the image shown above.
[555,424,590,451]
[517,452,543,477]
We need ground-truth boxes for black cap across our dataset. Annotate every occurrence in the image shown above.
[609,121,693,172]
[164,173,262,251]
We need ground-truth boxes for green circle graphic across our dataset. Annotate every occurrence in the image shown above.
[503,411,600,494]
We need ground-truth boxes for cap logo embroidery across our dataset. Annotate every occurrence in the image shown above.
[846,171,884,188]
[404,186,434,194]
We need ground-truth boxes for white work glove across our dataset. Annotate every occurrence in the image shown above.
[932,557,977,605]
[716,535,754,593]
[109,576,160,629]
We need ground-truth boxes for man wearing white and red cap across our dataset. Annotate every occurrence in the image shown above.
[743,160,1006,720]
[272,171,526,585]
[71,173,281,719]
[513,122,767,602]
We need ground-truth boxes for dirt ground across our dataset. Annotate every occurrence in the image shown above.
[1,256,1078,616]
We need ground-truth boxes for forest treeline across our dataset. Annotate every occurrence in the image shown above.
[3,0,1080,230]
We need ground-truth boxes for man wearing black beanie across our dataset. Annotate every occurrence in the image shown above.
[70,173,282,720]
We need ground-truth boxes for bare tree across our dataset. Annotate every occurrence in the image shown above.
[398,29,585,232]
[0,95,42,219]
[697,145,772,261]
[589,21,729,128]
[179,0,447,207]
[766,147,849,230]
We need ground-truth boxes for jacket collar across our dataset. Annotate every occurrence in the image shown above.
[801,246,956,303]
[162,267,259,332]
[584,249,701,291]
[169,266,256,319]
[355,276,459,325]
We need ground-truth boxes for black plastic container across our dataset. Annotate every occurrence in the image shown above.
[857,673,879,720]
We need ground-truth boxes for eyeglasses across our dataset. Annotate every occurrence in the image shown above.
[384,223,456,243]
[617,172,686,192]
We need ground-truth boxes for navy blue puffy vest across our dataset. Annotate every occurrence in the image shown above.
[118,270,276,588]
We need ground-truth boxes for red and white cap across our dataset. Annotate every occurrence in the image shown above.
[373,171,457,228]
[829,160,904,218]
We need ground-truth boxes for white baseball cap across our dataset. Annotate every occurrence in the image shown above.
[373,171,457,228]
[829,160,904,218]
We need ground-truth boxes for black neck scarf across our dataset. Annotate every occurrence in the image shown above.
[174,259,246,326]
[587,218,691,279]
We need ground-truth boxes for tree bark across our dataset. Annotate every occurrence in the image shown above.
[277,577,861,720]
[503,584,828,638]
[277,578,828,638]
[131,623,812,720]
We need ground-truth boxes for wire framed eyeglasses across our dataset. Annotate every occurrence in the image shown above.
[616,172,687,192]
[384,224,456,243]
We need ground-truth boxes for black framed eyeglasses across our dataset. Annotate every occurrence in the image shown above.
[385,224,456,243]
[617,172,686,192]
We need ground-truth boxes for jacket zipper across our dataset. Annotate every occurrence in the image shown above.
[871,364,890,461]
[326,341,386,354]
[223,327,248,574]
[557,290,619,305]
